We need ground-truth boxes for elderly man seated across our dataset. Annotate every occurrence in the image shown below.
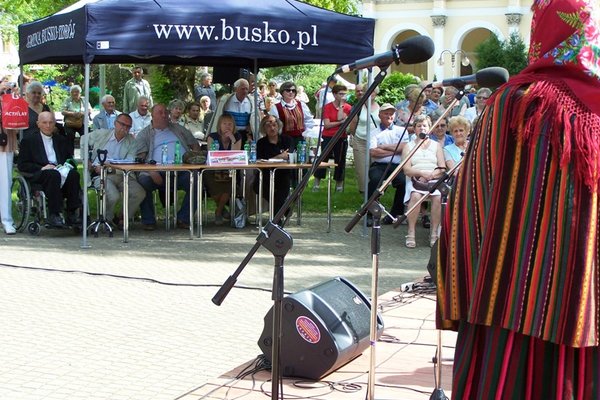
[135,104,200,230]
[93,94,121,130]
[367,103,409,225]
[18,112,82,228]
[88,113,146,229]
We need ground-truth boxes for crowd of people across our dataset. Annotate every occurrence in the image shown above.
[1,63,491,238]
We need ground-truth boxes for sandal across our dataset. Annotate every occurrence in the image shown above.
[405,234,416,248]
[430,233,439,248]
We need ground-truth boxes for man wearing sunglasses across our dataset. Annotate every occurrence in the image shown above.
[88,114,145,229]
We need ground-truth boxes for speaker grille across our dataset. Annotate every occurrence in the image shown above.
[310,278,372,342]
[258,277,384,380]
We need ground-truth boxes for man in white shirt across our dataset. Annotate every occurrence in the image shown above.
[88,114,145,228]
[130,96,152,136]
[367,103,409,224]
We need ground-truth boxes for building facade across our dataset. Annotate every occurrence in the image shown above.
[362,0,533,81]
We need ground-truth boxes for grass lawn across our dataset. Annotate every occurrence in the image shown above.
[300,166,397,216]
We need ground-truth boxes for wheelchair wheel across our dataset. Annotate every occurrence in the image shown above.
[11,175,31,232]
[27,221,40,236]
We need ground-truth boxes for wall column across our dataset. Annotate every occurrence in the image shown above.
[431,15,447,81]
[505,13,523,36]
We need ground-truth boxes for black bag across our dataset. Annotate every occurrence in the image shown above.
[182,149,207,164]
[411,177,437,192]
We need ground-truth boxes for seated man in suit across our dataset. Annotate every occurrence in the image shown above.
[18,111,82,228]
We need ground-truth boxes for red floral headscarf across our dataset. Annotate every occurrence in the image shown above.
[523,0,600,111]
[499,0,600,187]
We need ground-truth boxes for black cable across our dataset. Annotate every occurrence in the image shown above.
[0,263,288,294]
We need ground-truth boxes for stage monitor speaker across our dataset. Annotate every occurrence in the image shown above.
[257,276,384,380]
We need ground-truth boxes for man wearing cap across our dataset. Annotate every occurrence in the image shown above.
[366,103,409,225]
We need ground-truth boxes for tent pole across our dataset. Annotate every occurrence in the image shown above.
[81,63,91,249]
[99,65,106,100]
[18,65,24,142]
[253,59,259,139]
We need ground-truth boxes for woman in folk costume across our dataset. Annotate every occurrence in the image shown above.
[436,0,600,398]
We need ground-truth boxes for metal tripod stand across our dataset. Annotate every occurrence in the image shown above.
[87,149,113,237]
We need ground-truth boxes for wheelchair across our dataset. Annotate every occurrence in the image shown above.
[11,170,85,236]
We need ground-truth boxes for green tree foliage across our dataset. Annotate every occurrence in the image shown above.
[377,72,419,106]
[504,33,528,75]
[475,32,528,76]
[302,0,360,15]
[152,65,196,104]
[0,0,76,39]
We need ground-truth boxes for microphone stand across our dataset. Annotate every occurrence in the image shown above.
[345,91,465,400]
[212,66,393,400]
[392,90,465,400]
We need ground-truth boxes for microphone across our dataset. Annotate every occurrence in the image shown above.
[429,67,509,88]
[336,36,435,74]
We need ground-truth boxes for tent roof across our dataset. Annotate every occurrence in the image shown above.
[18,0,375,67]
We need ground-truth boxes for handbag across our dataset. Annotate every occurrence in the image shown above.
[65,99,84,129]
[232,197,247,229]
[411,177,438,192]
[1,93,29,129]
[213,170,231,183]
[411,176,451,196]
[182,149,207,164]
[65,113,83,129]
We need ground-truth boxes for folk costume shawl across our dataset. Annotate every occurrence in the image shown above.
[437,0,600,348]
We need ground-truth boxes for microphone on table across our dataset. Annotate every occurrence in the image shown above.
[428,67,509,89]
[335,35,435,74]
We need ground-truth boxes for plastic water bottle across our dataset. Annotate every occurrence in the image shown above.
[174,141,181,164]
[161,142,169,164]
[210,140,219,151]
[249,141,257,164]
[244,142,251,160]
[297,141,306,164]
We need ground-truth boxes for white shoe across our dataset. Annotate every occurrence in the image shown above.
[3,224,16,235]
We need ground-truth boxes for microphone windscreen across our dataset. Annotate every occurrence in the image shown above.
[475,67,509,87]
[397,36,435,65]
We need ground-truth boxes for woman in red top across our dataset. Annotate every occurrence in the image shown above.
[313,85,351,192]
